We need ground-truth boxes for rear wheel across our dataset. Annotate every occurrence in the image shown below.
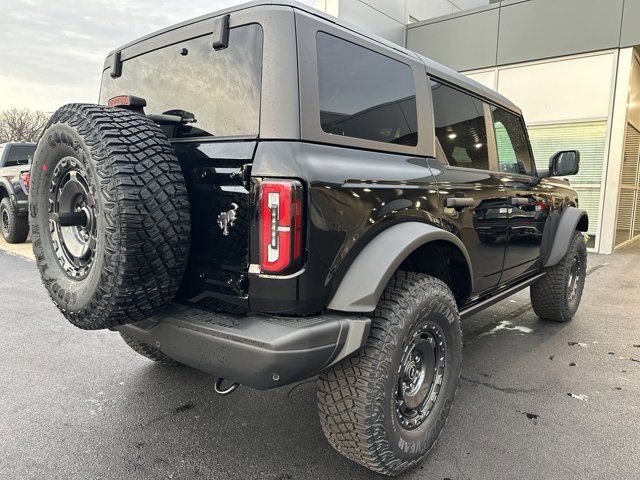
[530,231,587,322]
[317,272,462,476]
[0,197,29,244]
[30,104,191,330]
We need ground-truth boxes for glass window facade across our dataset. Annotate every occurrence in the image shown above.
[528,121,608,242]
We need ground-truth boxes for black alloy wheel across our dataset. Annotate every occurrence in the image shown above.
[1,208,9,237]
[396,321,446,430]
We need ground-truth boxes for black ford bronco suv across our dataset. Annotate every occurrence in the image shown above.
[30,1,588,475]
[0,142,34,243]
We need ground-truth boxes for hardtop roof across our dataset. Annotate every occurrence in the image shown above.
[106,0,521,115]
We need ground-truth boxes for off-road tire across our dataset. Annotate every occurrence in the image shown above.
[530,231,587,322]
[0,197,29,243]
[317,272,462,476]
[30,103,191,330]
[120,332,181,366]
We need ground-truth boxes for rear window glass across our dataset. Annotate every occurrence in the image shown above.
[3,145,35,167]
[100,24,263,139]
[316,32,418,146]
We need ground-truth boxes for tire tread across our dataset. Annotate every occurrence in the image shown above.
[0,197,29,243]
[31,104,190,329]
[530,231,586,322]
[317,272,461,476]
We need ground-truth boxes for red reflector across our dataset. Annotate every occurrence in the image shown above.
[107,95,131,107]
[259,179,304,274]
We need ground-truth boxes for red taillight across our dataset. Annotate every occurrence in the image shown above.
[259,179,304,274]
[20,171,30,194]
[108,95,131,107]
[107,95,147,110]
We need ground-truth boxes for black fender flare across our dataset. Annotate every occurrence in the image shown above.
[0,177,16,207]
[327,222,473,313]
[542,206,589,268]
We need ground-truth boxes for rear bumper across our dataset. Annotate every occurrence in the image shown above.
[116,304,370,390]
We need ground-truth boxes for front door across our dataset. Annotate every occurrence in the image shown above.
[428,80,508,295]
[489,105,551,283]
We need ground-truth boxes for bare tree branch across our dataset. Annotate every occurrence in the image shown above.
[0,108,50,143]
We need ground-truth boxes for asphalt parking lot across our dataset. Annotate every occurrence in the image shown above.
[0,242,639,480]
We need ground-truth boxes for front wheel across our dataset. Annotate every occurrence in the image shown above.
[317,272,462,476]
[530,231,587,322]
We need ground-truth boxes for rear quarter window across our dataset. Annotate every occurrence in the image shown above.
[100,24,263,139]
[316,32,418,146]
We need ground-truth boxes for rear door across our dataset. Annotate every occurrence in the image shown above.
[428,80,509,295]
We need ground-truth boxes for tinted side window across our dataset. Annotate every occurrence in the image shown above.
[491,107,534,176]
[430,80,490,170]
[4,145,35,167]
[317,32,418,146]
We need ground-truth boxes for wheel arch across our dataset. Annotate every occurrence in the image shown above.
[0,178,13,201]
[542,206,589,268]
[327,222,473,312]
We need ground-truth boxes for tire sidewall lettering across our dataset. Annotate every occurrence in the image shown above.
[383,289,461,458]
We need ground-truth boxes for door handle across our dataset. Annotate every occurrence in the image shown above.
[510,197,530,206]
[445,196,475,208]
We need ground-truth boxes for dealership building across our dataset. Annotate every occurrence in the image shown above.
[311,0,640,253]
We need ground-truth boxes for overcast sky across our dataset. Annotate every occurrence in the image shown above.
[0,0,314,113]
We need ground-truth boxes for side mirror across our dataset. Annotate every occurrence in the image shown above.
[540,150,580,177]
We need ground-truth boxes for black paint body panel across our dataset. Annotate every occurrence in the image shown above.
[171,140,578,316]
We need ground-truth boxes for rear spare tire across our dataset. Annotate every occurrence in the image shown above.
[30,104,191,330]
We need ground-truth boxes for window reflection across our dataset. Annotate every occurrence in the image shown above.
[100,24,263,139]
[317,32,418,146]
[431,80,489,170]
[491,106,534,175]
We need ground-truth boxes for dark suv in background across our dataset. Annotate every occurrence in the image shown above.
[0,142,34,243]
[29,2,588,475]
